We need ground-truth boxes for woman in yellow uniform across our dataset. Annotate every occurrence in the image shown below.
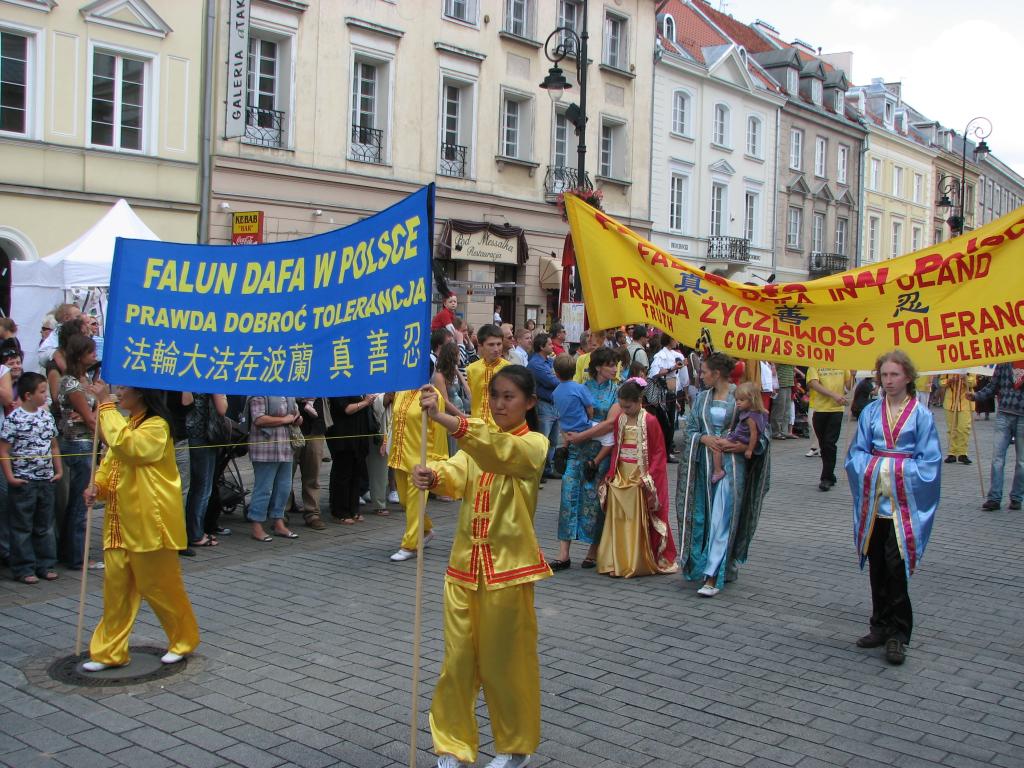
[82,385,199,671]
[412,365,551,768]
[387,386,450,561]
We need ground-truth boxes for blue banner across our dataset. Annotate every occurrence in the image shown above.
[104,185,434,396]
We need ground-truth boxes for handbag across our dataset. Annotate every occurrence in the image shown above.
[206,411,232,444]
[288,423,306,450]
[643,375,668,408]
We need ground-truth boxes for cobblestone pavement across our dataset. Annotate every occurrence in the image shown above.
[1,411,1022,767]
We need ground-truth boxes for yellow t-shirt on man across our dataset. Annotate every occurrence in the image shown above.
[807,367,849,413]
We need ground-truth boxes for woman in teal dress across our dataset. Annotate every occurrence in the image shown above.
[676,352,771,596]
[557,347,620,568]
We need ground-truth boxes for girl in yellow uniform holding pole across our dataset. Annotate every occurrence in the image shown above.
[81,385,200,671]
[412,365,551,768]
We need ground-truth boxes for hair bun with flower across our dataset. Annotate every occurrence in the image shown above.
[625,376,647,388]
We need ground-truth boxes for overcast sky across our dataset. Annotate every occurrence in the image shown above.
[715,0,1024,177]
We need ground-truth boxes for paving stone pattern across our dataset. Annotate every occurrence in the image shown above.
[0,412,1022,767]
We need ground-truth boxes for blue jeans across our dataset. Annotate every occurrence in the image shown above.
[536,400,560,472]
[186,443,217,542]
[248,461,292,522]
[988,411,1024,503]
[8,479,56,578]
[60,438,92,567]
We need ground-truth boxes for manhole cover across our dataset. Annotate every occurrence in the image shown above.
[48,646,188,687]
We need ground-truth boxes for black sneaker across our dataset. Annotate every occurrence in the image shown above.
[549,558,571,572]
[982,500,1001,511]
[818,481,831,492]
[856,631,886,648]
[1010,500,1022,511]
[944,455,957,464]
[958,455,972,465]
[885,638,906,665]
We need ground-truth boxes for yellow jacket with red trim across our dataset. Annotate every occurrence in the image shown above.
[466,357,509,426]
[428,417,551,590]
[94,402,186,552]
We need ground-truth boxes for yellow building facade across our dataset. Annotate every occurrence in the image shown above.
[0,0,203,263]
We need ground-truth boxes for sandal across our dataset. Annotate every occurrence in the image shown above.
[42,571,58,581]
[353,514,365,522]
[192,536,219,547]
[252,534,273,542]
[375,508,390,516]
[580,558,597,569]
[273,530,299,539]
[17,574,39,584]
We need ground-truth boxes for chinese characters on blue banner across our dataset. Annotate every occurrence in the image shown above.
[104,185,435,396]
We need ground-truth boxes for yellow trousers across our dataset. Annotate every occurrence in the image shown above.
[430,578,541,763]
[395,469,433,551]
[945,408,973,457]
[89,548,200,666]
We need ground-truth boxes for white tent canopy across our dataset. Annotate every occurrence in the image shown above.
[11,199,160,370]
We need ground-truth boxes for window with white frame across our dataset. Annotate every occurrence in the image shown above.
[786,68,798,94]
[246,33,292,148]
[439,77,475,177]
[884,101,893,127]
[500,91,533,160]
[892,165,903,197]
[933,227,943,245]
[671,90,689,135]
[814,136,827,177]
[812,212,825,252]
[504,0,533,38]
[1,29,31,136]
[350,55,390,164]
[598,118,625,178]
[835,216,848,255]
[787,206,802,248]
[834,90,844,114]
[603,12,627,70]
[811,79,822,106]
[789,128,803,170]
[744,191,759,243]
[868,215,880,260]
[669,171,689,233]
[712,103,729,147]
[90,49,148,152]
[710,182,728,236]
[911,225,922,252]
[553,109,569,167]
[891,220,903,258]
[869,158,880,190]
[662,14,676,41]
[912,172,923,203]
[558,0,582,46]
[746,116,762,157]
[837,145,849,184]
[444,0,479,24]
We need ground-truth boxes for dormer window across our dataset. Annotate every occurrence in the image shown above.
[811,80,822,106]
[834,90,844,114]
[661,14,675,41]
[786,68,798,94]
[884,101,894,127]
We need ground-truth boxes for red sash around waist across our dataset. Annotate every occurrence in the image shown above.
[872,449,912,458]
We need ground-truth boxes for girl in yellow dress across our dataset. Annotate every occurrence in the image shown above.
[411,365,551,768]
[82,386,199,671]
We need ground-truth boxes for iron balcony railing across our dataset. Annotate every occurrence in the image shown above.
[439,142,468,178]
[350,124,384,164]
[809,251,849,276]
[543,166,594,201]
[706,236,751,262]
[244,106,285,148]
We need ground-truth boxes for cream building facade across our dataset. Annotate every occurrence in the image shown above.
[847,80,935,265]
[0,0,203,263]
[208,0,656,331]
[648,1,784,286]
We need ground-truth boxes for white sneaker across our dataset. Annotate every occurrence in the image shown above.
[697,584,720,597]
[160,651,186,665]
[437,756,466,768]
[423,531,435,547]
[359,493,370,505]
[388,490,400,504]
[805,447,820,457]
[390,548,416,561]
[81,660,111,672]
[485,755,531,768]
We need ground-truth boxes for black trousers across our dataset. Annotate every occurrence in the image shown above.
[328,445,367,519]
[812,411,844,483]
[867,519,913,643]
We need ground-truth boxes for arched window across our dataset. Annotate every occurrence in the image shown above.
[713,103,730,146]
[662,14,676,41]
[746,115,762,157]
[671,90,689,135]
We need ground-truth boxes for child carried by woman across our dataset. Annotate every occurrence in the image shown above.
[711,381,768,484]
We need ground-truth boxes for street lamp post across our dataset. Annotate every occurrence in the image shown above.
[938,116,992,236]
[539,0,590,190]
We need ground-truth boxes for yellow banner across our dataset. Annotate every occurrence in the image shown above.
[565,195,1024,371]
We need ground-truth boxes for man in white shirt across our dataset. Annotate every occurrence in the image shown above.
[509,327,531,367]
[37,303,81,367]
